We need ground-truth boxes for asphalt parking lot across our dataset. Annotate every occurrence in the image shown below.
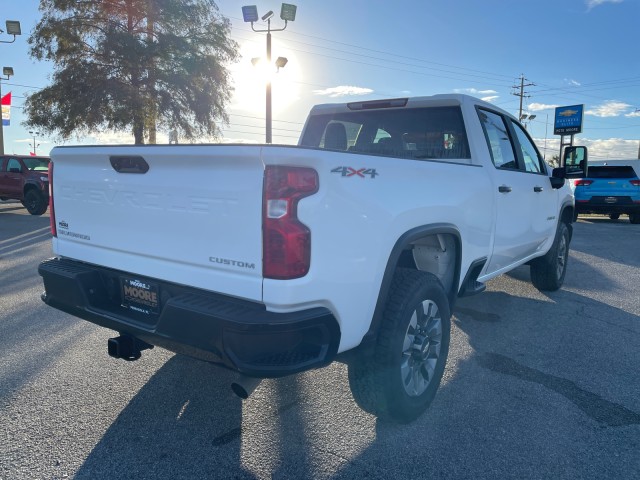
[1,200,638,480]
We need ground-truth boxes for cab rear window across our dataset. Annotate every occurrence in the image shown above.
[300,106,470,160]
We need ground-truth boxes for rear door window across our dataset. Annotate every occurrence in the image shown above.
[7,158,22,172]
[477,109,518,169]
[511,121,545,174]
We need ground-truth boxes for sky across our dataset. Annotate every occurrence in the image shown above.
[1,0,639,160]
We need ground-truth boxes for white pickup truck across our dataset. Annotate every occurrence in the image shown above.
[39,94,588,423]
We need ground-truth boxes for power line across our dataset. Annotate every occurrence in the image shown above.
[230,20,516,82]
[230,21,640,114]
[232,32,515,89]
[231,20,640,112]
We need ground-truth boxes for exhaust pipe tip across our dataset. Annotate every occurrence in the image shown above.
[231,375,262,399]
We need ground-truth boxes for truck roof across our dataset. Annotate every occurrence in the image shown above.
[308,93,515,119]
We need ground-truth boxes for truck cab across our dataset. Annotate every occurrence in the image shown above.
[0,155,50,215]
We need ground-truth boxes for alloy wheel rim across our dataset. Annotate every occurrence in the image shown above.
[400,299,442,397]
[557,234,567,279]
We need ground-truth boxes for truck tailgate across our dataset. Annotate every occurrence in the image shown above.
[50,145,265,302]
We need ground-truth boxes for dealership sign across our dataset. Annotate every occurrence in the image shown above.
[554,104,584,135]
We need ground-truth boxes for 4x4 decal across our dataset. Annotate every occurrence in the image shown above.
[331,167,379,179]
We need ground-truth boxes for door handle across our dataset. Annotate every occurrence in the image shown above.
[498,185,512,193]
[534,186,544,192]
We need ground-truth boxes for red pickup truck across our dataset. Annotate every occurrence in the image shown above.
[0,155,50,215]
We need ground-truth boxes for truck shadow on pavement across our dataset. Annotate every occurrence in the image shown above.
[73,279,640,479]
[73,354,335,480]
[73,356,259,479]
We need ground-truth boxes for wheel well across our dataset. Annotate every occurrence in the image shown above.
[23,183,41,197]
[360,226,461,348]
[560,205,574,239]
[401,233,458,301]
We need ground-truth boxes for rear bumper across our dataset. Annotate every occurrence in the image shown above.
[575,197,640,215]
[39,257,340,378]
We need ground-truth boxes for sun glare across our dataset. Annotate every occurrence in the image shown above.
[230,40,301,115]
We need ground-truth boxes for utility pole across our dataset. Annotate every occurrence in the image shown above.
[512,74,535,120]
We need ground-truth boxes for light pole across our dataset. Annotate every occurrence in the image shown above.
[0,66,14,156]
[29,130,41,156]
[0,20,21,44]
[242,4,297,144]
[1,20,20,156]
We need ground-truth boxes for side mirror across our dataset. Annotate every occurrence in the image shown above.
[562,146,588,179]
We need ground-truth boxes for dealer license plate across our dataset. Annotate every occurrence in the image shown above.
[120,276,160,316]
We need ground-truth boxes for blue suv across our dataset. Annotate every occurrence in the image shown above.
[573,161,640,224]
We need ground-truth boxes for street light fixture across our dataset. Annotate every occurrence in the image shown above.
[275,57,288,71]
[520,113,537,130]
[0,20,21,44]
[242,3,297,144]
[280,3,297,21]
[242,6,259,22]
[0,65,14,155]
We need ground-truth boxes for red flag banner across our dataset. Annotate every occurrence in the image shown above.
[1,92,11,126]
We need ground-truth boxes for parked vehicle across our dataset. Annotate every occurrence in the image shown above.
[38,94,587,423]
[0,155,51,215]
[573,160,640,223]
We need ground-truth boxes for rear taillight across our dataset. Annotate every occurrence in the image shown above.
[48,161,56,237]
[574,179,593,187]
[630,179,640,186]
[263,166,318,280]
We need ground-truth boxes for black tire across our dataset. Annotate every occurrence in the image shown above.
[348,269,451,423]
[23,189,48,216]
[609,214,620,220]
[530,222,570,291]
[630,213,640,224]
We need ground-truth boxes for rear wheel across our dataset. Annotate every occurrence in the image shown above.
[23,189,48,216]
[530,222,570,291]
[609,213,620,220]
[348,269,451,423]
[630,213,640,224]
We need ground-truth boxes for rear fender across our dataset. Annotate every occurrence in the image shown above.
[360,224,461,347]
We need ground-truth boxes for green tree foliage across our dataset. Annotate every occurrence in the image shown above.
[24,0,239,144]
